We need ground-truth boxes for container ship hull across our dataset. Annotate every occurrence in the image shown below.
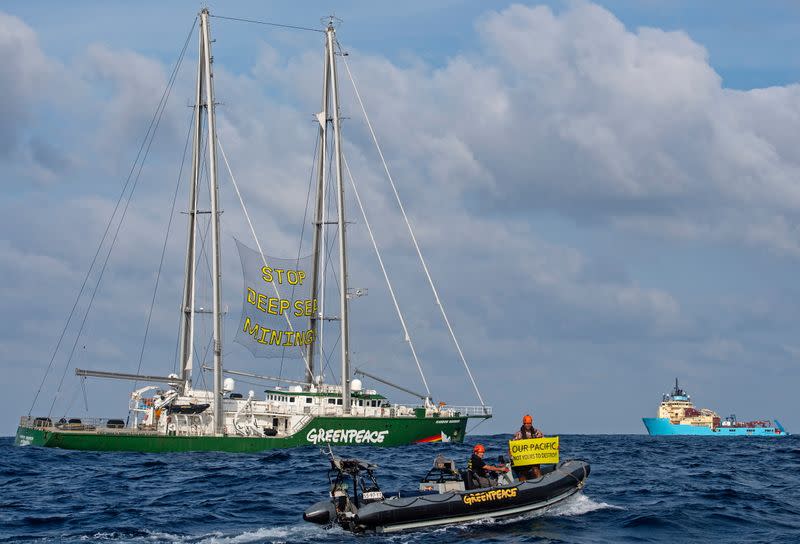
[642,417,787,436]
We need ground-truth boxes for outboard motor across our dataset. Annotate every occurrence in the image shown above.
[303,448,383,532]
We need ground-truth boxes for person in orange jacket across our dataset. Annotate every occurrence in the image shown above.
[467,443,509,488]
[512,414,544,480]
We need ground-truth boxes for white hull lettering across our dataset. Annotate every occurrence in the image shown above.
[305,428,389,445]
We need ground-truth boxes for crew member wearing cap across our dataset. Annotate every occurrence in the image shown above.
[467,443,509,489]
[512,414,544,480]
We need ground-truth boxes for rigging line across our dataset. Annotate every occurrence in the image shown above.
[279,131,320,380]
[176,115,209,378]
[172,312,181,375]
[133,108,197,391]
[29,17,198,417]
[60,383,83,421]
[318,146,340,396]
[47,18,194,420]
[210,14,324,34]
[192,333,214,392]
[466,416,490,436]
[321,204,343,382]
[194,217,213,311]
[323,143,341,294]
[172,117,208,382]
[317,135,333,379]
[320,144,343,387]
[317,136,333,383]
[342,153,431,398]
[192,129,214,303]
[189,124,215,356]
[197,335,214,390]
[216,136,314,378]
[221,376,274,390]
[322,332,341,385]
[197,131,215,284]
[339,47,486,408]
[80,376,89,412]
[172,123,208,379]
[197,338,210,392]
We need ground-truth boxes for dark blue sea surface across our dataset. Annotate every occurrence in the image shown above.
[1,435,799,543]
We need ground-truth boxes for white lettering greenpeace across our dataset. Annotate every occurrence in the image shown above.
[305,428,389,445]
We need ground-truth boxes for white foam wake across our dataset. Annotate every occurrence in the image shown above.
[83,525,329,544]
[93,496,617,543]
[195,524,326,544]
[545,493,622,516]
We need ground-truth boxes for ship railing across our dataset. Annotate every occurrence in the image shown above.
[438,405,493,417]
[253,400,494,418]
[19,415,134,432]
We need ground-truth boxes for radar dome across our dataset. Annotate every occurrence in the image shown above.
[223,378,235,392]
[351,379,362,392]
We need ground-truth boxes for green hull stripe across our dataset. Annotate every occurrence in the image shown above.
[14,415,482,453]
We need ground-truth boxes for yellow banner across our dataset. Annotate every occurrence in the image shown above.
[509,436,559,466]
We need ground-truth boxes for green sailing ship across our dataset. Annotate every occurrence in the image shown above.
[16,9,490,453]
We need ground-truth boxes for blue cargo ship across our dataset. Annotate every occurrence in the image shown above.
[642,379,787,436]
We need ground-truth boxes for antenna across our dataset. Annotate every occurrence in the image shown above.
[321,15,343,29]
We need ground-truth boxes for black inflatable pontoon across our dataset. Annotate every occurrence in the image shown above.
[304,452,590,533]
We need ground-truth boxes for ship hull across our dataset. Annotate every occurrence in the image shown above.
[14,415,474,452]
[642,418,787,436]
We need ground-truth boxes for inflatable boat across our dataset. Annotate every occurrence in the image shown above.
[303,452,590,533]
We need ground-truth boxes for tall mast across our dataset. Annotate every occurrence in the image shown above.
[199,8,224,434]
[306,50,330,386]
[326,24,351,414]
[178,16,205,391]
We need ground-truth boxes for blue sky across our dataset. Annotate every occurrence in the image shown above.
[2,1,800,436]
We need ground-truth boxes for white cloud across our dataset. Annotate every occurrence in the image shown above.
[345,2,800,257]
[701,337,744,361]
[3,3,800,434]
[0,10,82,183]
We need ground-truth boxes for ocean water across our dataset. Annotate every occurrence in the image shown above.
[1,434,798,543]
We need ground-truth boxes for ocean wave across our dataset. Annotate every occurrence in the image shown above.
[3,435,799,543]
[195,525,325,544]
[545,492,622,516]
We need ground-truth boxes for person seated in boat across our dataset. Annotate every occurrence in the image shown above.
[512,414,544,481]
[467,443,509,488]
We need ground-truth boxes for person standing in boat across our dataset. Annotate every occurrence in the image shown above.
[512,414,544,480]
[468,444,509,488]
